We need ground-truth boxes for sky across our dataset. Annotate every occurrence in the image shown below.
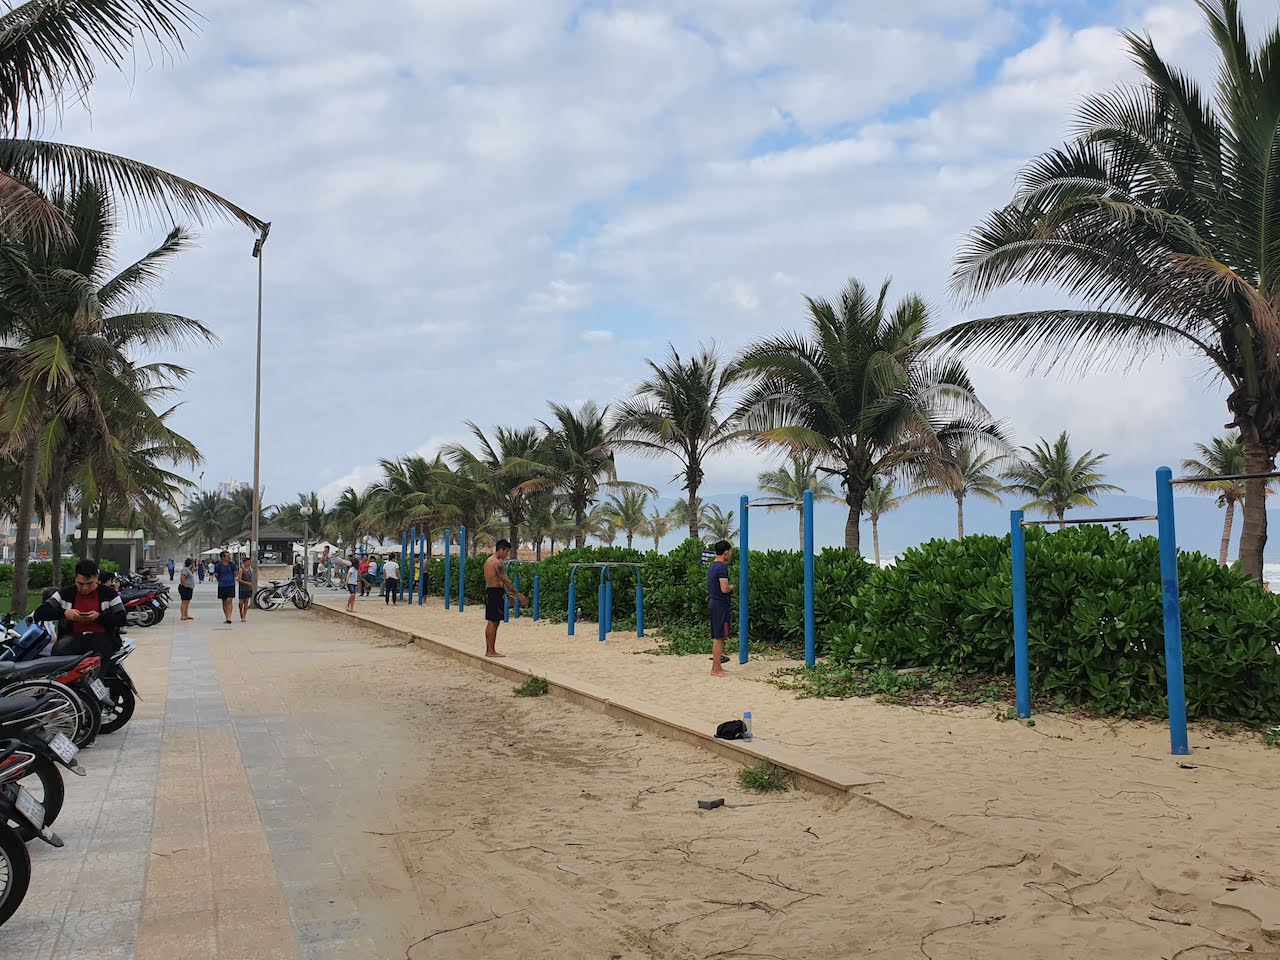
[53,0,1280,551]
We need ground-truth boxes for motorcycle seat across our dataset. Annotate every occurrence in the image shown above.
[0,655,88,681]
[0,696,45,722]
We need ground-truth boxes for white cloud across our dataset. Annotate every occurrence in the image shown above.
[49,0,1273,547]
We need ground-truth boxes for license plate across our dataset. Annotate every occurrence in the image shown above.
[46,733,77,764]
[152,600,162,608]
[90,678,110,702]
[14,785,45,829]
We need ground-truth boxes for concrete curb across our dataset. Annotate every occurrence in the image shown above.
[312,603,881,797]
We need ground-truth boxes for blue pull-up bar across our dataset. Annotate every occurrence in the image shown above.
[1009,466,1189,755]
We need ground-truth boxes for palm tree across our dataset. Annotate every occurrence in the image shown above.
[757,452,841,547]
[1003,432,1122,527]
[912,444,1007,539]
[218,486,267,543]
[584,504,617,546]
[182,491,226,554]
[703,503,738,543]
[444,424,544,552]
[644,500,674,551]
[665,498,707,533]
[604,490,649,549]
[863,477,902,567]
[737,277,998,554]
[610,344,741,540]
[0,183,209,607]
[328,487,373,551]
[1182,435,1249,565]
[533,402,618,548]
[937,1,1280,580]
[0,0,265,242]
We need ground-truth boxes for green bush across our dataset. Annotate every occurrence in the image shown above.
[25,557,120,591]
[834,526,1280,724]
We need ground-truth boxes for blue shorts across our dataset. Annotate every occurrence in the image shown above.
[709,601,731,639]
[348,584,358,595]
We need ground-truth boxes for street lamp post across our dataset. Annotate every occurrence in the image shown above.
[300,505,312,582]
[250,223,271,589]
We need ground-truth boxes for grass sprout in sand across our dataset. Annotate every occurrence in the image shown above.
[514,675,549,697]
[738,761,792,793]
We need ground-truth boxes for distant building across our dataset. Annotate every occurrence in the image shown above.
[216,480,249,498]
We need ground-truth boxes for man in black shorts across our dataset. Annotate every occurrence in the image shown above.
[707,540,733,677]
[482,540,527,658]
[213,550,237,624]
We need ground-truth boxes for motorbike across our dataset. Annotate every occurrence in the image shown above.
[0,693,83,841]
[0,738,64,927]
[0,654,111,747]
[120,584,167,628]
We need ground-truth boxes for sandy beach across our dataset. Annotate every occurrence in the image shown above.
[312,589,1280,956]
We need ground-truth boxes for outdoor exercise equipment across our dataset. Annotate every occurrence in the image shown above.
[567,562,645,643]
[502,560,542,622]
[401,528,411,601]
[444,529,453,610]
[418,531,427,605]
[1010,464,1280,756]
[458,526,467,613]
[737,489,816,667]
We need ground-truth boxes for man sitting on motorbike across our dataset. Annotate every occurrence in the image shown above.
[32,558,127,662]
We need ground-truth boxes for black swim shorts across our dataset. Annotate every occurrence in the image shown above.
[485,586,506,623]
[709,599,731,639]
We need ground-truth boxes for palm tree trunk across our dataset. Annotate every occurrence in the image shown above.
[48,456,65,588]
[843,483,866,553]
[1056,508,1066,531]
[1219,499,1236,566]
[626,531,633,549]
[956,495,965,540]
[534,538,543,562]
[93,494,108,561]
[574,497,587,549]
[509,522,518,556]
[872,515,881,567]
[11,436,40,616]
[78,498,90,560]
[1238,439,1272,581]
[652,533,660,551]
[687,487,700,540]
[798,507,804,549]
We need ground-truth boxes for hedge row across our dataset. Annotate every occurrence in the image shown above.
[0,558,119,590]
[410,538,872,653]
[832,526,1280,724]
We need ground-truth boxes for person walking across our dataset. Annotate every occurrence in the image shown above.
[213,550,237,624]
[166,557,175,581]
[344,560,359,612]
[482,540,526,658]
[237,556,255,622]
[178,557,196,620]
[197,559,206,583]
[382,554,401,605]
[707,540,733,678]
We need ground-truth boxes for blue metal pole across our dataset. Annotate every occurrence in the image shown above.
[636,579,644,638]
[405,527,413,600]
[418,533,426,604]
[1156,466,1191,756]
[739,494,749,665]
[533,574,540,621]
[567,567,577,636]
[458,526,467,613]
[444,529,452,610]
[514,568,521,619]
[604,571,613,635]
[597,570,606,643]
[503,591,510,622]
[803,489,815,668]
[1011,510,1030,718]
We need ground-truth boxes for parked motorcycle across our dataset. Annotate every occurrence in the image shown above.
[0,738,65,927]
[0,654,110,747]
[99,637,138,735]
[0,693,83,841]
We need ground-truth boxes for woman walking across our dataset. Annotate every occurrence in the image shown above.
[179,557,196,620]
[197,559,206,583]
[345,560,359,612]
[237,556,255,622]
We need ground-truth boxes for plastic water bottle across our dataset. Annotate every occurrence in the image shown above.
[742,711,753,742]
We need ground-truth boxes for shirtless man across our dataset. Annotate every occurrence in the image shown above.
[483,540,527,658]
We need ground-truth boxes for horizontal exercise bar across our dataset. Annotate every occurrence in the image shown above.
[747,498,802,508]
[567,562,646,569]
[1171,471,1280,484]
[1021,515,1157,526]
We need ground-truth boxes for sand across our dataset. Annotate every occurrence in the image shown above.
[306,590,1280,957]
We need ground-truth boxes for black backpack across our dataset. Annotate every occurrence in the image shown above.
[715,720,745,740]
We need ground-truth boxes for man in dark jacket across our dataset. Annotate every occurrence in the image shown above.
[33,559,127,661]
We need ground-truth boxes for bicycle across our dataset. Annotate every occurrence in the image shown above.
[252,578,312,612]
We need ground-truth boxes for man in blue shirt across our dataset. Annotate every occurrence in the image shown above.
[707,540,733,677]
[213,550,238,624]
